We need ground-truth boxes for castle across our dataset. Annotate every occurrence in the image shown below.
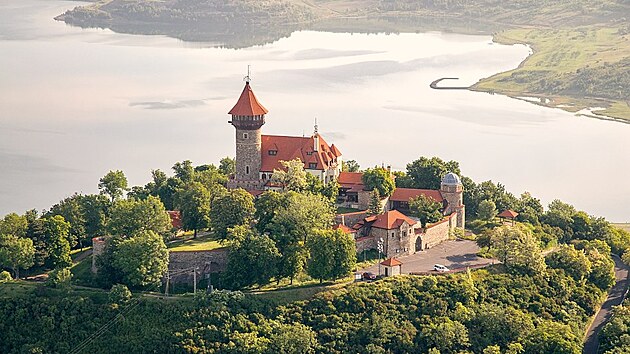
[226,79,464,258]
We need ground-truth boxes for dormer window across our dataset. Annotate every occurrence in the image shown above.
[268,150,277,156]
[243,133,249,139]
[309,163,317,169]
[306,151,313,156]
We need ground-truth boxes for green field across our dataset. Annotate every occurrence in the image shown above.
[614,223,630,232]
[167,234,225,252]
[473,26,630,121]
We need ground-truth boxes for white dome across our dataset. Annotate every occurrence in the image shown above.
[442,172,461,185]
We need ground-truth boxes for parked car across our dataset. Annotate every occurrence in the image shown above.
[362,272,378,281]
[433,264,450,272]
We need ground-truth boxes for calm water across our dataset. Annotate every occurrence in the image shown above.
[1,0,629,221]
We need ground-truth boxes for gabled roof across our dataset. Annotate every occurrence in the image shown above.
[260,134,341,172]
[371,210,417,230]
[390,188,444,203]
[338,172,364,185]
[498,209,519,218]
[333,223,354,234]
[381,258,402,267]
[228,82,268,116]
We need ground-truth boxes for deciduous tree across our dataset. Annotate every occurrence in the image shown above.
[405,157,461,190]
[176,182,211,238]
[107,196,171,238]
[362,167,395,197]
[210,188,255,240]
[110,230,168,288]
[343,160,360,172]
[477,199,497,221]
[225,226,280,288]
[0,235,35,278]
[410,194,443,227]
[272,158,308,192]
[98,170,128,202]
[306,229,356,282]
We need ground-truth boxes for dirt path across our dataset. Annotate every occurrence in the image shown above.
[583,256,630,354]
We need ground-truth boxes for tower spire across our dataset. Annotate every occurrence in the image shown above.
[314,117,318,135]
[244,65,251,83]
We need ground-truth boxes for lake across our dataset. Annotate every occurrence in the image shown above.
[1,0,628,222]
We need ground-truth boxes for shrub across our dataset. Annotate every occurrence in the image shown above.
[46,268,73,288]
[109,284,132,305]
[0,270,12,283]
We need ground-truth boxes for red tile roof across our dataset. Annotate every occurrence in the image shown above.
[246,189,265,197]
[333,223,354,234]
[390,188,444,203]
[338,172,364,185]
[381,258,402,267]
[260,134,341,172]
[498,209,519,218]
[228,82,268,116]
[371,210,417,230]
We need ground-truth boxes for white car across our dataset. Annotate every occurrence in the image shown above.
[433,264,450,272]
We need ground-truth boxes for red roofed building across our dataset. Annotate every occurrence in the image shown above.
[227,79,342,190]
[167,210,183,230]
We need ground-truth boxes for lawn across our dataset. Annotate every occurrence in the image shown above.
[252,277,352,304]
[168,233,225,252]
[473,25,630,121]
[336,207,365,214]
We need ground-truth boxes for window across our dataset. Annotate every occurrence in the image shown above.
[309,163,317,169]
[246,166,250,174]
[402,231,407,237]
[391,233,395,238]
[262,174,267,180]
[243,133,249,139]
[306,151,313,156]
[268,150,277,156]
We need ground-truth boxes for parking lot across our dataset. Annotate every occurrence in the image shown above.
[359,239,493,275]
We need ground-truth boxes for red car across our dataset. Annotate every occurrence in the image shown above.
[362,272,377,281]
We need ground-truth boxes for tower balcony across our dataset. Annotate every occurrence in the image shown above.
[229,114,266,130]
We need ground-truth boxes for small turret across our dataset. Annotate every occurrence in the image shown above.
[440,172,465,228]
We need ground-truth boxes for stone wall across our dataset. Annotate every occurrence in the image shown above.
[168,248,228,284]
[91,236,108,274]
[418,216,452,250]
[335,211,368,228]
[355,235,376,253]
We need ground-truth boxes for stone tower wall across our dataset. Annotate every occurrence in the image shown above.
[91,236,108,274]
[441,184,465,228]
[234,127,262,188]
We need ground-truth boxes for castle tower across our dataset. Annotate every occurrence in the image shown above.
[440,172,465,228]
[227,77,268,189]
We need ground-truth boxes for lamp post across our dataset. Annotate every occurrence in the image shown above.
[377,237,384,276]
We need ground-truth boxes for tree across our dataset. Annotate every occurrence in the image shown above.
[272,158,308,192]
[523,321,581,354]
[107,196,171,238]
[545,245,591,282]
[420,317,470,354]
[110,230,169,288]
[410,194,443,227]
[225,226,280,288]
[362,167,395,197]
[30,216,72,269]
[343,160,360,172]
[477,199,497,221]
[172,160,195,183]
[405,157,461,190]
[0,235,35,278]
[516,192,543,225]
[109,284,132,305]
[80,194,110,240]
[98,170,128,202]
[267,322,317,354]
[0,213,28,238]
[219,157,235,176]
[45,267,72,289]
[367,189,382,216]
[490,225,545,275]
[306,229,356,283]
[254,191,288,233]
[210,188,255,240]
[176,182,211,238]
[46,194,85,249]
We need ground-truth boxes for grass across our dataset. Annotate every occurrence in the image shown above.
[473,25,630,121]
[336,207,365,214]
[168,233,225,252]
[252,276,352,304]
[0,281,38,298]
[355,249,381,271]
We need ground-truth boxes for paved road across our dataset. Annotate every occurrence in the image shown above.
[583,255,630,354]
[360,239,491,275]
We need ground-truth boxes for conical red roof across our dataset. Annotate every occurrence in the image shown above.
[228,82,268,116]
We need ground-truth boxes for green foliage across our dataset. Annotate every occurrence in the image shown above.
[30,215,72,269]
[0,234,35,279]
[109,284,132,305]
[477,199,497,221]
[523,320,581,354]
[107,196,171,238]
[367,189,382,216]
[545,244,592,282]
[362,167,395,197]
[98,170,128,202]
[218,156,235,176]
[108,230,169,288]
[343,159,360,172]
[410,194,443,227]
[0,213,28,238]
[254,191,288,233]
[0,270,12,282]
[46,267,73,289]
[404,156,461,190]
[175,181,211,237]
[210,188,255,240]
[465,180,517,220]
[306,229,356,282]
[272,158,308,192]
[225,226,281,288]
[600,301,630,353]
[489,225,546,275]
